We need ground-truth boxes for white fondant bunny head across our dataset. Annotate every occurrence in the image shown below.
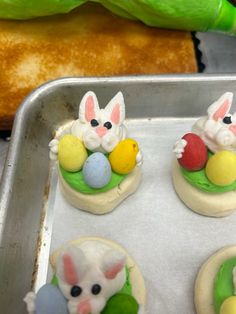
[192,92,236,152]
[71,91,127,153]
[56,241,126,314]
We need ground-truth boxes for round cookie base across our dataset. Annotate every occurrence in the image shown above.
[58,166,141,214]
[195,245,236,314]
[172,158,236,218]
[50,236,146,309]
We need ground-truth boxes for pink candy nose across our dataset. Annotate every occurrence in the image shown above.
[78,300,91,314]
[96,126,107,137]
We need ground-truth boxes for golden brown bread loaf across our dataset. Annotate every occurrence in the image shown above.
[0,3,197,129]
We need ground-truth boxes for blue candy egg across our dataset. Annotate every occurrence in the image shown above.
[82,152,112,188]
[35,284,68,314]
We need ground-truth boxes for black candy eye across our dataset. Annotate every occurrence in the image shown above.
[90,119,99,127]
[223,116,232,124]
[91,284,102,295]
[104,121,112,129]
[71,285,82,297]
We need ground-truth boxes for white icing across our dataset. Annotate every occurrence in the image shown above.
[71,91,126,153]
[49,91,130,160]
[23,291,36,314]
[215,128,235,147]
[56,240,126,314]
[49,138,59,147]
[50,144,59,154]
[192,92,236,153]
[49,151,58,161]
[173,139,187,159]
[49,138,59,160]
[136,150,143,166]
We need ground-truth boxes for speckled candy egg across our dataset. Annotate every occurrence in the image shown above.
[82,152,112,188]
[109,139,139,174]
[35,284,67,314]
[58,134,88,172]
[178,133,208,171]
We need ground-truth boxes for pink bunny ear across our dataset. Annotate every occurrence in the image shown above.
[101,249,126,280]
[56,247,88,286]
[105,92,125,125]
[79,91,100,123]
[208,92,233,121]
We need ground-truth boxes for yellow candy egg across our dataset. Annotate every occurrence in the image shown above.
[220,296,236,314]
[109,139,139,174]
[58,134,88,172]
[205,150,236,186]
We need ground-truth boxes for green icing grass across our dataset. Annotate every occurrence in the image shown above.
[214,257,236,314]
[51,274,58,286]
[60,165,126,195]
[119,267,132,295]
[180,152,236,193]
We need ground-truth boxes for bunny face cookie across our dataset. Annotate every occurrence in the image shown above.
[192,92,236,153]
[71,91,126,154]
[172,93,236,217]
[49,91,143,214]
[24,237,146,314]
[56,242,126,314]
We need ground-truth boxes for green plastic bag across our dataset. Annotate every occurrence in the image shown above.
[0,0,86,19]
[0,0,236,36]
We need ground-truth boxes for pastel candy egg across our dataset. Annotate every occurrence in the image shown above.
[58,134,88,172]
[35,284,68,314]
[205,150,236,186]
[109,139,139,174]
[220,296,236,314]
[82,152,112,188]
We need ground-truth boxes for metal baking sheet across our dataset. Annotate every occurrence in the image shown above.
[2,75,236,314]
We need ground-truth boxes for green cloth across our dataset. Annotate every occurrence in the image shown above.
[1,0,236,35]
[214,257,236,314]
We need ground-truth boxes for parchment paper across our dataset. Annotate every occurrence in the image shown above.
[44,119,236,314]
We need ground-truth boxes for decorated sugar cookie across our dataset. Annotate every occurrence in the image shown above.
[24,237,146,314]
[195,245,236,314]
[172,92,236,217]
[49,91,143,214]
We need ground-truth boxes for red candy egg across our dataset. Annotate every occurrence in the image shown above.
[178,133,208,171]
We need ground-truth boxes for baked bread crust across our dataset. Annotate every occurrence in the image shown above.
[0,3,197,129]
